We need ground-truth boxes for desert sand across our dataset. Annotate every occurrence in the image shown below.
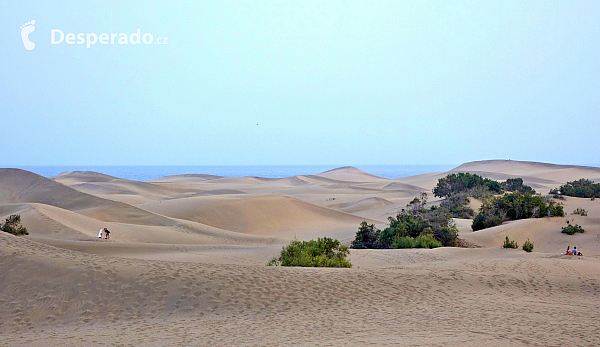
[1,160,599,346]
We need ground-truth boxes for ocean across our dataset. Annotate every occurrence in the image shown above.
[16,165,456,181]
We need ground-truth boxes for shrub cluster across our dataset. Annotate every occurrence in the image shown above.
[561,220,585,235]
[472,191,564,231]
[351,221,380,249]
[1,214,28,236]
[502,236,518,249]
[571,208,588,216]
[268,237,351,267]
[439,193,474,219]
[550,178,600,198]
[393,234,442,249]
[433,173,536,199]
[432,173,536,219]
[522,239,534,252]
[503,178,536,194]
[352,193,458,249]
[433,173,503,198]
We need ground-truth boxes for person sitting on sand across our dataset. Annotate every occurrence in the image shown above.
[98,228,104,239]
[565,246,572,255]
[572,246,578,256]
[104,228,110,240]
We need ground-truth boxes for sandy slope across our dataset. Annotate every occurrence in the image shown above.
[0,169,173,226]
[1,232,599,346]
[1,160,600,346]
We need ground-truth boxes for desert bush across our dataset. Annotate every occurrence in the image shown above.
[472,208,507,231]
[552,178,600,198]
[433,173,503,198]
[433,173,535,199]
[380,213,432,246]
[351,221,381,249]
[561,220,585,235]
[353,192,458,249]
[1,214,28,236]
[435,223,459,247]
[471,191,564,231]
[392,236,416,249]
[440,193,474,218]
[414,234,443,249]
[502,236,518,249]
[572,208,588,216]
[502,178,536,194]
[522,239,534,252]
[267,237,351,268]
[392,234,442,249]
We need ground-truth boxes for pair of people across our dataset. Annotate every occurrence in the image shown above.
[565,246,582,256]
[97,227,111,240]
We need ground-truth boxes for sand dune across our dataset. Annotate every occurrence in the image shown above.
[2,161,600,346]
[329,197,395,213]
[450,160,600,193]
[316,166,387,182]
[140,194,370,238]
[0,169,174,226]
[53,170,199,205]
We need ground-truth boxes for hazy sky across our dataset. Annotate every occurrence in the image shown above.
[2,1,599,166]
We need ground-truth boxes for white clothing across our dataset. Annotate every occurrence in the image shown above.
[98,229,103,238]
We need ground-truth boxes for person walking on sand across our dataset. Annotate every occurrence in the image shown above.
[104,228,110,240]
[98,228,104,239]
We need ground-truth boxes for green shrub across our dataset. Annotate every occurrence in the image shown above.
[572,208,588,216]
[472,191,564,231]
[391,234,442,249]
[414,234,443,249]
[553,178,600,198]
[268,237,351,268]
[433,173,535,198]
[1,214,28,236]
[502,178,536,194]
[392,236,416,249]
[502,236,518,249]
[440,193,474,218]
[522,239,534,252]
[433,173,503,198]
[380,213,432,246]
[351,221,381,249]
[561,221,585,235]
[352,191,458,249]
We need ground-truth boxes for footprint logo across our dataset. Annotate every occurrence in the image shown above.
[20,20,36,50]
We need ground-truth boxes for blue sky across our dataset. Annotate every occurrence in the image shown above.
[2,1,599,166]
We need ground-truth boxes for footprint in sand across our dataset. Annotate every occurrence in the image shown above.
[20,20,36,50]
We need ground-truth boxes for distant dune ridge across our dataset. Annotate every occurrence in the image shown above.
[1,160,600,346]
